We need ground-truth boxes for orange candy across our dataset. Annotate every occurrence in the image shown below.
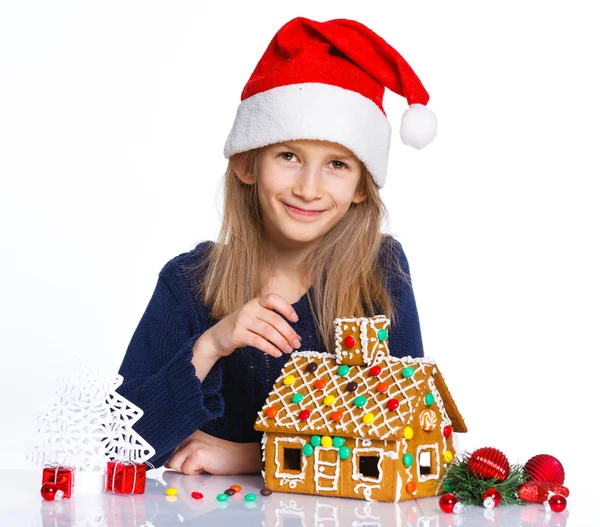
[406,481,416,494]
[377,382,389,393]
[331,410,343,422]
[265,406,278,418]
[315,379,326,390]
[230,485,242,492]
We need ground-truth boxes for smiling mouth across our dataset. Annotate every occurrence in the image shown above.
[283,202,326,217]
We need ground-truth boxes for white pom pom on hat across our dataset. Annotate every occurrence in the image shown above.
[224,17,437,189]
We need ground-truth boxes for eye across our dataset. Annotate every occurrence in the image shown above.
[279,152,297,163]
[330,160,349,171]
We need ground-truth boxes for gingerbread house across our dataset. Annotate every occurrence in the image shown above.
[255,315,467,502]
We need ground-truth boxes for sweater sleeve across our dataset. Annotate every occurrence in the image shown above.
[116,269,225,468]
[385,237,425,359]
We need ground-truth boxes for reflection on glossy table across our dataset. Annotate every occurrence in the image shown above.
[0,469,579,526]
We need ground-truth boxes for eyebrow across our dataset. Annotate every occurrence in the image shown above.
[277,143,357,163]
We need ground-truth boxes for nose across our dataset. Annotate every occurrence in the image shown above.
[292,164,323,201]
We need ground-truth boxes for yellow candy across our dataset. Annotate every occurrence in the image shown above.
[165,495,178,503]
[165,487,178,496]
[362,412,375,425]
[444,450,454,463]
[321,436,333,448]
[403,426,414,440]
[323,395,336,406]
[283,375,295,386]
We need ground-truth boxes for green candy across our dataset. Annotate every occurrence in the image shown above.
[310,435,322,447]
[425,392,435,406]
[338,445,351,460]
[332,436,345,448]
[303,444,314,456]
[244,493,257,502]
[291,393,304,404]
[354,395,367,407]
[216,493,229,502]
[401,367,415,378]
[377,328,388,341]
[403,453,414,467]
[337,365,350,376]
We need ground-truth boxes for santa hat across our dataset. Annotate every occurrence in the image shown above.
[223,17,437,189]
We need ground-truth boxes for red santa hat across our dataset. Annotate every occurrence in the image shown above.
[223,17,437,189]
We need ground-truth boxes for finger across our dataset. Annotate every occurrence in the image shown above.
[244,329,288,358]
[250,317,298,355]
[258,293,300,324]
[166,445,191,474]
[181,450,207,476]
[256,296,302,348]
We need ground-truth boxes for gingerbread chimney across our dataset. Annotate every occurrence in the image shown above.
[334,315,390,367]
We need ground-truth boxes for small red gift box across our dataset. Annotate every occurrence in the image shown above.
[105,461,146,494]
[42,465,75,498]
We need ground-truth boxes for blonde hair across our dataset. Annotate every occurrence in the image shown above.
[183,146,411,354]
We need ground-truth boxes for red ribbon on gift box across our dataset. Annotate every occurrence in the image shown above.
[42,465,75,499]
[105,461,146,494]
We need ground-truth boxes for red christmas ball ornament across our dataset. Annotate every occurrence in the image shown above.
[40,482,64,501]
[439,493,464,514]
[518,481,570,503]
[524,454,565,485]
[467,447,510,481]
[547,494,567,513]
[482,488,502,508]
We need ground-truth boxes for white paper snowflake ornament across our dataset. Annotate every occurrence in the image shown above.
[28,365,155,495]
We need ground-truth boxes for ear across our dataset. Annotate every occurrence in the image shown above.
[352,186,368,204]
[232,153,256,185]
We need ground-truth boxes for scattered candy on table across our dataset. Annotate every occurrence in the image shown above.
[216,493,229,501]
[230,484,242,492]
[191,491,203,499]
[224,488,236,496]
[165,487,178,496]
[260,488,272,496]
[244,493,257,501]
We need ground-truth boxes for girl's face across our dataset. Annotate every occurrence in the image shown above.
[249,140,367,247]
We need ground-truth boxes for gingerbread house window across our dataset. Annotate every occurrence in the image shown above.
[283,447,302,472]
[419,450,432,475]
[358,455,381,479]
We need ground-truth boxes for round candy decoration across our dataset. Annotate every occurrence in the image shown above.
[303,444,314,457]
[419,409,438,431]
[315,379,327,390]
[323,395,335,406]
[403,426,414,440]
[370,365,381,377]
[346,381,358,392]
[362,412,375,425]
[344,335,356,348]
[321,436,333,448]
[443,425,453,438]
[40,483,64,501]
[338,446,351,460]
[337,365,350,376]
[245,493,258,502]
[310,435,322,447]
[354,395,367,407]
[306,362,318,373]
[377,382,389,393]
[377,328,388,341]
[443,450,454,463]
[266,406,278,418]
[216,493,229,502]
[331,410,343,421]
[402,367,415,378]
[403,453,414,467]
[424,392,435,406]
[406,481,417,494]
[291,393,304,404]
[387,398,400,411]
[230,485,242,492]
[283,375,295,386]
[333,436,345,448]
[299,410,311,421]
[191,491,204,499]
[165,487,178,496]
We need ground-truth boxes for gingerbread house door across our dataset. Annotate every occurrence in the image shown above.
[314,447,340,492]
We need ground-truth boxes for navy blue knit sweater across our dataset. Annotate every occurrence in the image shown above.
[116,238,424,468]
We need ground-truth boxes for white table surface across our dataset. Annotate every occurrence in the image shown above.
[0,469,588,526]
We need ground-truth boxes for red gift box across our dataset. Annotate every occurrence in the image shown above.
[105,461,146,494]
[42,465,75,498]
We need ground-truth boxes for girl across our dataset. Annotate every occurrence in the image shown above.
[117,16,436,475]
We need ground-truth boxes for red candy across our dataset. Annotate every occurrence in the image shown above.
[370,365,381,376]
[315,379,326,390]
[377,382,389,393]
[406,481,416,494]
[266,406,278,418]
[299,410,310,420]
[42,466,74,499]
[331,410,343,421]
[387,398,400,410]
[443,425,453,438]
[191,491,204,499]
[105,461,147,494]
[344,335,356,348]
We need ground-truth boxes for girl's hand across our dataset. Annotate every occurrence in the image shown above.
[202,293,302,359]
[164,430,262,475]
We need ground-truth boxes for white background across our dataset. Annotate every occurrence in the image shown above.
[1,0,597,519]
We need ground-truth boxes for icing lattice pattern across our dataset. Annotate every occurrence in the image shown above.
[255,351,436,441]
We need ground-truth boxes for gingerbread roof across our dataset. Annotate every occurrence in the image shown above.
[255,351,467,441]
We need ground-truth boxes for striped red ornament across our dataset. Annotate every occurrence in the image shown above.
[466,447,510,481]
[524,454,565,485]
